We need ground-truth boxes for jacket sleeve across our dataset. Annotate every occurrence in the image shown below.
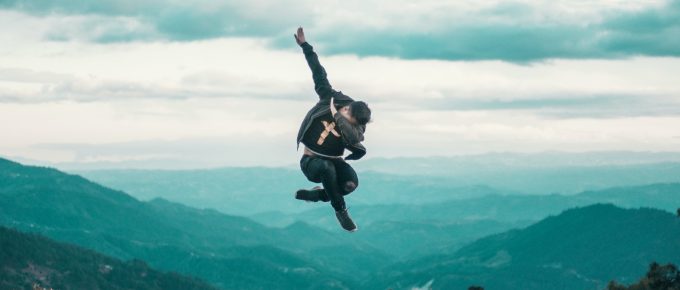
[300,42,337,100]
[333,112,365,145]
[333,112,367,161]
[344,144,366,160]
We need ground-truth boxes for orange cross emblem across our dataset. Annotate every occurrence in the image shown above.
[317,121,340,145]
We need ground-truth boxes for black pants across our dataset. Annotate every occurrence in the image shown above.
[300,154,359,211]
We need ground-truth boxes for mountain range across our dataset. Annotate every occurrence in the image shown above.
[2,156,679,289]
[75,153,680,218]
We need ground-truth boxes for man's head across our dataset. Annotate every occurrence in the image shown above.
[340,101,371,126]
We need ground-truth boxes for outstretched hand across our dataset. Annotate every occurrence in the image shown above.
[293,26,306,45]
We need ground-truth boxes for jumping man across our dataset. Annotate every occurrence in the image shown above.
[293,27,372,232]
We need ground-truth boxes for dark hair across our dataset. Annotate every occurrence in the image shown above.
[349,101,371,125]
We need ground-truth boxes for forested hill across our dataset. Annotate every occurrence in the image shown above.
[369,204,680,290]
[0,226,216,290]
[0,156,374,289]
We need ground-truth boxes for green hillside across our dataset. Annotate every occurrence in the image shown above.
[0,226,215,290]
[0,157,377,289]
[369,204,680,290]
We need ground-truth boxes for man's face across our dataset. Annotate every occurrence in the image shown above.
[340,106,358,125]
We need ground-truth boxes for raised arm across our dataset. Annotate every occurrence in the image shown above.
[294,27,337,100]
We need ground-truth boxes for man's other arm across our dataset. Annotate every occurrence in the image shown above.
[334,113,365,145]
[299,42,337,100]
[294,27,340,101]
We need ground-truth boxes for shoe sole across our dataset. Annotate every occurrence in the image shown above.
[339,221,358,232]
[341,225,358,232]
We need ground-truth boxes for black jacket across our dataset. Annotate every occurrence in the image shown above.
[296,41,367,160]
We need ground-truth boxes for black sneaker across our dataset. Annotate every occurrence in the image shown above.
[295,186,323,202]
[335,208,358,232]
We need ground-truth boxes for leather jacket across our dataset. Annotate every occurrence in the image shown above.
[296,42,367,160]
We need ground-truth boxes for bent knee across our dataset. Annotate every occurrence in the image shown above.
[343,181,357,193]
[319,160,335,171]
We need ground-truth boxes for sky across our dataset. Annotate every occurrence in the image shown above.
[1,0,679,168]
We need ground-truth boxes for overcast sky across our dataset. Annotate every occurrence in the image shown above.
[1,0,679,168]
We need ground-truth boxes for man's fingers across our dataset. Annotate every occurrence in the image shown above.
[294,27,305,44]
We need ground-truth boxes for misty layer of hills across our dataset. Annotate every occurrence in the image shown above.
[1,156,679,289]
[76,152,680,216]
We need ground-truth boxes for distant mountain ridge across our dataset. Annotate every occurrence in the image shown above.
[15,151,680,171]
[277,183,680,230]
[75,167,508,215]
[73,154,680,217]
[361,151,680,169]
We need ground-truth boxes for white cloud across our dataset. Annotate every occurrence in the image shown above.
[1,7,680,167]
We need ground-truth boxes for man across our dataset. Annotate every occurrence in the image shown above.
[293,27,371,232]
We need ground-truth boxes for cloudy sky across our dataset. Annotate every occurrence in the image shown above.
[1,0,679,168]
